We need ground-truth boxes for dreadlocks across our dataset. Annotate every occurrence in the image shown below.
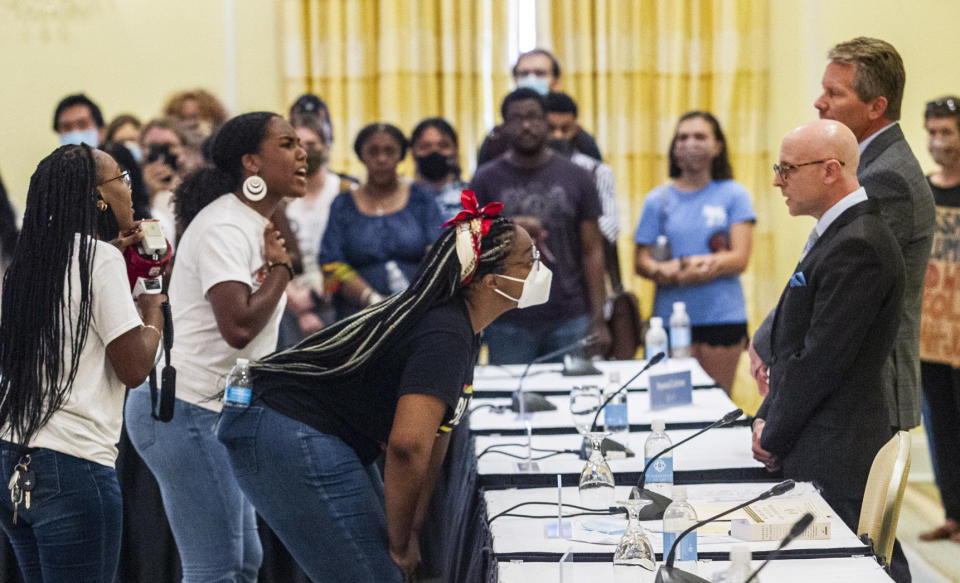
[0,145,101,445]
[254,215,515,380]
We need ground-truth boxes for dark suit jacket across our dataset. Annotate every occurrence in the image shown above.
[858,124,935,429]
[755,124,934,430]
[757,199,905,525]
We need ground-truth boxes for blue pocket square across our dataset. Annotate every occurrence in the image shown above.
[789,272,807,287]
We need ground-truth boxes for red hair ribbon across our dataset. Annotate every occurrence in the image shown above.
[442,190,504,285]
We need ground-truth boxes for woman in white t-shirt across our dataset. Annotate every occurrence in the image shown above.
[124,112,306,583]
[0,145,165,582]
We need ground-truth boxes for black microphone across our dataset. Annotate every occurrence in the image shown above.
[742,513,814,583]
[510,334,599,413]
[628,407,744,520]
[655,480,796,583]
[150,300,176,422]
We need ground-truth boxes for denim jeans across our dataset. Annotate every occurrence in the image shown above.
[0,443,121,583]
[484,314,591,364]
[124,388,261,583]
[217,402,403,583]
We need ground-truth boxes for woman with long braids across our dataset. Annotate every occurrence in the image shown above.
[217,192,548,581]
[124,112,306,582]
[0,145,165,582]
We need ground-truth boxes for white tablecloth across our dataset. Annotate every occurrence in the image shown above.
[497,556,893,583]
[475,426,764,480]
[468,388,739,434]
[473,358,716,394]
[484,482,868,558]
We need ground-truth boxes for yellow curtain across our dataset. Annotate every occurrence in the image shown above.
[282,0,512,179]
[539,0,771,412]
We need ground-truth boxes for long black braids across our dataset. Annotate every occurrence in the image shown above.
[254,215,515,381]
[174,111,278,239]
[0,145,101,445]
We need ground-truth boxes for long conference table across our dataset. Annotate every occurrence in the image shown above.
[432,357,893,582]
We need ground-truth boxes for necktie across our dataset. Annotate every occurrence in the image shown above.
[799,228,819,262]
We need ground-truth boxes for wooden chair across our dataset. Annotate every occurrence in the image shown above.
[857,430,911,567]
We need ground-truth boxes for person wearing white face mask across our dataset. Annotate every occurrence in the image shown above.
[52,93,105,147]
[634,111,755,395]
[476,48,603,166]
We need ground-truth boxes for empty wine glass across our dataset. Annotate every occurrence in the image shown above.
[613,498,656,571]
[579,431,615,508]
[569,385,601,435]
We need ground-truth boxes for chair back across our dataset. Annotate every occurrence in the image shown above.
[857,430,911,566]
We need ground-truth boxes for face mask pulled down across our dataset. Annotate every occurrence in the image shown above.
[495,263,553,309]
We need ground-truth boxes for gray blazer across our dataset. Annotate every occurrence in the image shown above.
[755,124,934,430]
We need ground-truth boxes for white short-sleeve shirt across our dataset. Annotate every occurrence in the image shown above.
[23,237,143,467]
[169,193,286,412]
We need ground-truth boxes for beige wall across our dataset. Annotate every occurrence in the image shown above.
[0,0,283,205]
[764,0,960,304]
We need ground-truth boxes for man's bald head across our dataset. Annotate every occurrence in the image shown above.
[775,120,862,219]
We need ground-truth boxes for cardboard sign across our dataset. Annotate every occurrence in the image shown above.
[649,370,692,410]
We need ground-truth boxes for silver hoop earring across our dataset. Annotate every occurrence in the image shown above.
[242,175,267,201]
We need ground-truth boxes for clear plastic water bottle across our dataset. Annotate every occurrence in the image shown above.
[712,545,753,582]
[224,358,252,405]
[385,260,409,294]
[663,485,698,570]
[603,371,628,436]
[652,234,672,261]
[669,301,691,359]
[645,317,669,361]
[643,419,673,496]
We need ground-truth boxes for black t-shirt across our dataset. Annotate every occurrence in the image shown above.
[254,298,480,464]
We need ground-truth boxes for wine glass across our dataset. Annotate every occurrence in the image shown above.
[579,431,615,508]
[613,498,656,571]
[569,385,602,435]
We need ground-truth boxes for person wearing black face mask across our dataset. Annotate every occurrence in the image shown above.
[410,117,468,218]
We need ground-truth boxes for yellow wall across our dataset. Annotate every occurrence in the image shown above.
[0,0,283,204]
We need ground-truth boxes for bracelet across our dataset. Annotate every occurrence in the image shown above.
[142,324,162,342]
[359,287,373,305]
[268,261,294,280]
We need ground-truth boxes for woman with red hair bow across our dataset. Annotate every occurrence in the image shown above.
[217,192,548,581]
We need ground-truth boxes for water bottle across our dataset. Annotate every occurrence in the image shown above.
[711,545,753,582]
[603,371,628,436]
[652,234,672,261]
[224,358,252,405]
[663,486,699,570]
[645,317,669,361]
[669,302,691,359]
[643,419,673,496]
[385,260,409,294]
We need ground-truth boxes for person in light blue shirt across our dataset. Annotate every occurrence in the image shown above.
[634,111,755,393]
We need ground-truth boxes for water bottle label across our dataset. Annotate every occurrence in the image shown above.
[225,385,252,405]
[644,456,673,483]
[604,403,628,432]
[663,530,698,561]
[670,328,691,349]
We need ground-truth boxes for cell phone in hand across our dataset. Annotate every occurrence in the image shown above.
[146,142,179,171]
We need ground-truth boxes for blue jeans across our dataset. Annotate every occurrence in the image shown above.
[216,402,403,583]
[124,388,261,583]
[0,443,121,583]
[484,314,590,364]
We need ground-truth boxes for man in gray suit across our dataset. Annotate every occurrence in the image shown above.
[751,37,935,432]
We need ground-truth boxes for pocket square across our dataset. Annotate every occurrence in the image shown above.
[789,272,807,287]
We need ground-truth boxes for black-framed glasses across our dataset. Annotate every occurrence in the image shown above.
[99,170,131,189]
[926,97,959,116]
[773,159,844,181]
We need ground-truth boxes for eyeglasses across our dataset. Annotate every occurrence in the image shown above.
[926,97,959,117]
[99,170,131,189]
[773,159,844,181]
[508,245,540,268]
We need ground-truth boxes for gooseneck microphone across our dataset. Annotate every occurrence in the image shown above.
[628,407,744,520]
[654,480,797,583]
[588,351,666,431]
[511,334,599,414]
[742,512,815,583]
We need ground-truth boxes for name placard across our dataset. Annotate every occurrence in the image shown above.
[649,370,692,410]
